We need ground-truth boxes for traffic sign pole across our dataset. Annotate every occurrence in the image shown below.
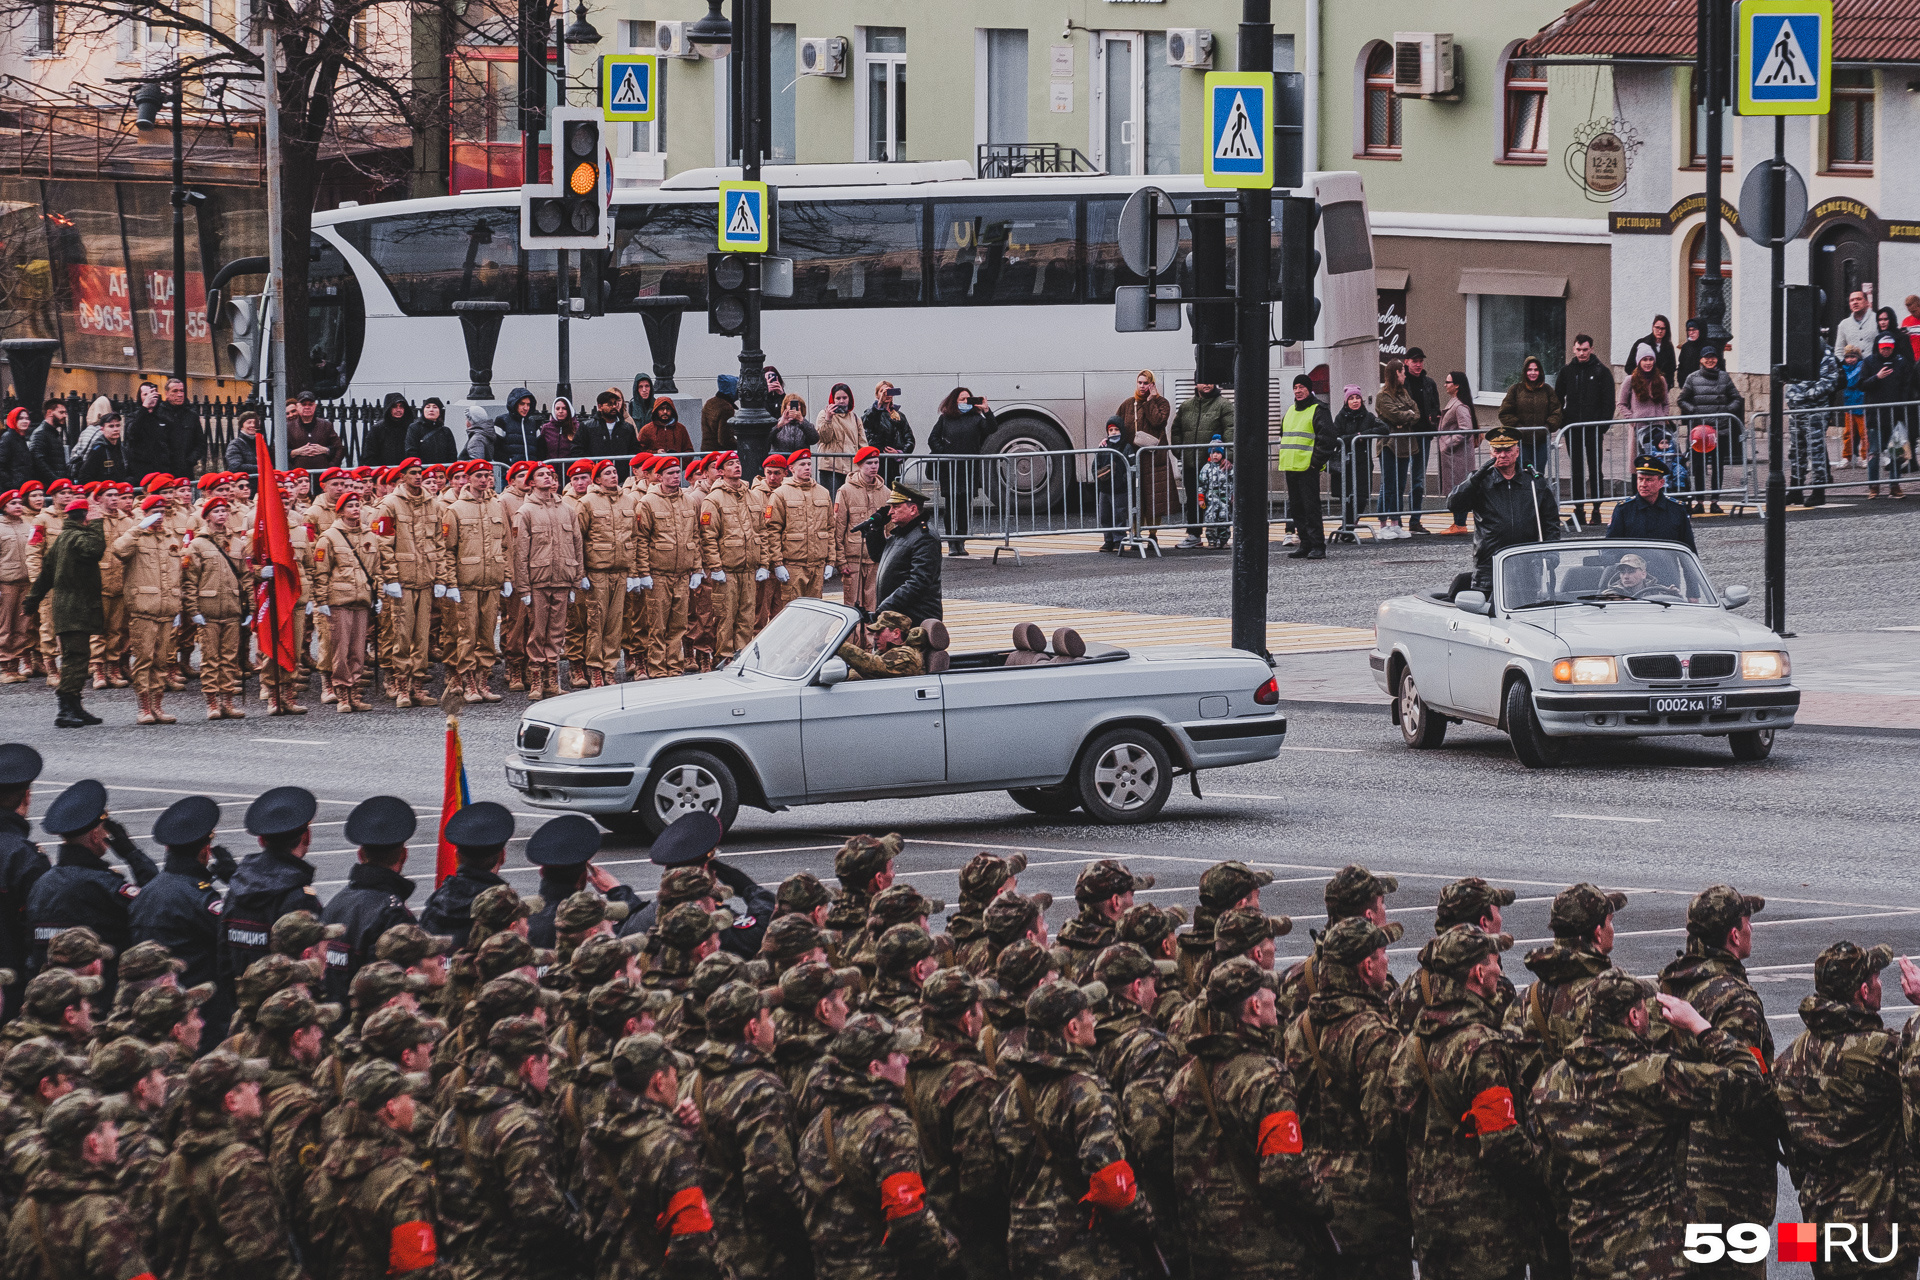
[1231,0,1273,660]
[1767,113,1789,635]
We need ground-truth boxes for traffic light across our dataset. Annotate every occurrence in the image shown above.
[1784,284,1820,381]
[520,107,609,250]
[707,252,749,335]
[225,293,264,382]
[1279,196,1321,344]
[579,248,609,318]
[1186,197,1235,384]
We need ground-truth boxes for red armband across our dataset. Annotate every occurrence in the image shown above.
[387,1220,437,1272]
[1748,1045,1768,1074]
[1081,1159,1137,1211]
[129,1274,158,1280]
[1257,1109,1303,1156]
[656,1185,714,1237]
[879,1170,927,1220]
[1462,1086,1517,1135]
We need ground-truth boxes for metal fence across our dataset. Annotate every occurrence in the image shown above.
[44,390,397,473]
[1548,412,1752,526]
[1747,395,1919,503]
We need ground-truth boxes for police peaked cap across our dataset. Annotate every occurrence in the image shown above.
[344,795,419,847]
[0,743,42,788]
[42,779,108,837]
[245,785,318,837]
[650,810,723,866]
[526,813,602,866]
[444,800,515,848]
[152,796,220,848]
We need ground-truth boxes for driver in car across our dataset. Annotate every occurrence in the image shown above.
[1606,454,1696,551]
[1598,552,1678,599]
[836,609,926,679]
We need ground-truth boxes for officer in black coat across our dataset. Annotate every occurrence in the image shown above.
[1605,455,1697,552]
[130,794,237,1045]
[618,811,774,959]
[320,795,421,1005]
[418,801,517,945]
[854,479,942,622]
[25,779,159,1003]
[216,785,324,1001]
[521,814,643,949]
[0,744,50,1022]
[1447,424,1561,593]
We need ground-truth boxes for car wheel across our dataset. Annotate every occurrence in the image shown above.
[983,417,1073,512]
[1075,727,1174,824]
[1728,728,1775,761]
[1398,668,1447,749]
[1008,784,1082,816]
[636,749,741,840]
[1504,680,1565,769]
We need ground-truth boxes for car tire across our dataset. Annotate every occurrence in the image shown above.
[1397,668,1447,749]
[1008,784,1082,816]
[1728,728,1775,761]
[1075,727,1174,824]
[636,749,741,840]
[1504,680,1565,769]
[982,417,1074,512]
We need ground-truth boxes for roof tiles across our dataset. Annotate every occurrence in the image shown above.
[1525,0,1920,61]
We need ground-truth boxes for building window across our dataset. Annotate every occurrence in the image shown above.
[1474,294,1565,395]
[1687,73,1732,170]
[983,28,1028,147]
[865,27,906,161]
[1826,69,1873,174]
[449,50,524,194]
[1686,228,1733,348]
[1503,57,1547,160]
[770,24,796,162]
[1360,43,1401,158]
[33,0,55,52]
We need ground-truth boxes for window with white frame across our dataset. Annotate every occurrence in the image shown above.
[622,22,666,156]
[1469,293,1565,397]
[32,0,55,52]
[983,28,1027,147]
[1825,68,1873,174]
[770,24,796,162]
[865,27,907,161]
[1502,53,1547,160]
[1358,42,1401,158]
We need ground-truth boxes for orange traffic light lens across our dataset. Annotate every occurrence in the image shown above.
[569,161,597,195]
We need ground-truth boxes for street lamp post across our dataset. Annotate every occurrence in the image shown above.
[133,72,189,386]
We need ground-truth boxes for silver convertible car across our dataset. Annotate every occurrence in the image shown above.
[1371,540,1799,767]
[503,598,1286,835]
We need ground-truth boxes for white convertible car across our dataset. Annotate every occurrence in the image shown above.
[1371,540,1799,766]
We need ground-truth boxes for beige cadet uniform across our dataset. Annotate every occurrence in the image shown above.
[561,485,592,683]
[182,527,252,704]
[621,468,655,673]
[312,519,382,702]
[498,483,530,689]
[579,484,637,679]
[113,518,185,703]
[634,484,701,678]
[698,476,763,659]
[765,475,835,614]
[27,502,62,679]
[444,489,512,692]
[261,507,317,712]
[374,484,450,694]
[88,510,136,683]
[305,493,340,691]
[511,488,585,695]
[833,469,888,614]
[0,507,32,677]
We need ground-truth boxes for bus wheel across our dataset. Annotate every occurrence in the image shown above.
[984,418,1073,512]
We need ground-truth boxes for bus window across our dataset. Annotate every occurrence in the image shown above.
[1085,195,1193,304]
[337,208,558,316]
[930,198,1077,305]
[308,235,364,397]
[769,200,923,309]
[610,202,717,311]
[1322,200,1373,275]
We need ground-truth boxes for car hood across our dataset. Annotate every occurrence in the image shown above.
[1523,602,1780,652]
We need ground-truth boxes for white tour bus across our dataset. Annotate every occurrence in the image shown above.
[309,161,1377,463]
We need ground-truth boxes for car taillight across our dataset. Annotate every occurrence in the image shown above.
[1254,677,1279,705]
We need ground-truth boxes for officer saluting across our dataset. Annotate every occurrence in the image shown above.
[418,800,517,943]
[217,785,325,1002]
[620,811,775,959]
[320,795,421,1005]
[1605,454,1696,552]
[522,813,641,949]
[25,778,159,1002]
[130,794,236,1041]
[1447,424,1560,593]
[0,743,50,1021]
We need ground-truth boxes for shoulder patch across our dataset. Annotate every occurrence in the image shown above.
[700,510,712,525]
[209,898,224,915]
[118,883,139,898]
[733,914,757,930]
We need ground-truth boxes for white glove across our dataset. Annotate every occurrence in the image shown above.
[625,577,641,592]
[318,605,331,616]
[755,567,769,582]
[192,614,206,626]
[301,603,311,616]
[172,614,181,626]
[502,580,512,595]
[569,592,576,603]
[774,566,789,583]
[259,564,274,579]
[520,595,531,605]
[822,564,834,581]
[636,576,653,591]
[433,583,446,598]
[139,512,164,530]
[580,577,591,589]
[383,582,402,598]
[689,572,704,590]
[446,587,462,603]
[710,570,726,584]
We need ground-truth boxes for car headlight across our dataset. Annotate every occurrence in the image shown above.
[552,726,604,759]
[1552,656,1618,685]
[1741,650,1790,681]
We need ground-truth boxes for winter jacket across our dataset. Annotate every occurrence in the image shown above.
[862,403,915,455]
[634,487,700,577]
[1333,403,1385,443]
[0,424,31,493]
[365,395,415,467]
[764,477,835,569]
[158,402,206,478]
[638,415,694,456]
[833,469,889,566]
[769,414,819,456]
[1114,393,1170,446]
[1555,356,1617,428]
[510,490,583,589]
[403,400,458,463]
[113,521,185,619]
[592,411,637,459]
[222,432,262,477]
[1496,379,1563,443]
[495,389,548,464]
[25,514,106,634]
[122,405,171,480]
[814,409,863,470]
[700,394,737,452]
[1632,332,1677,385]
[1374,383,1422,459]
[1616,374,1670,421]
[928,407,994,457]
[1785,344,1842,412]
[1677,368,1746,422]
[1448,462,1560,558]
[77,436,132,485]
[462,406,495,461]
[539,398,585,459]
[26,420,70,485]
[1860,352,1911,411]
[63,395,115,468]
[864,513,941,621]
[1171,389,1235,448]
[578,488,636,573]
[288,414,344,469]
[182,531,251,621]
[374,485,450,589]
[0,511,29,582]
[1833,311,1876,360]
[697,478,762,574]
[311,522,381,608]
[1677,337,1708,383]
[443,494,511,591]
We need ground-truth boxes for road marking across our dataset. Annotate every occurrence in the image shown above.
[1203,792,1289,800]
[1551,812,1663,824]
[250,738,330,745]
[1280,746,1363,754]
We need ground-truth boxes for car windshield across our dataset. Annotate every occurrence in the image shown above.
[732,605,848,679]
[1500,546,1718,609]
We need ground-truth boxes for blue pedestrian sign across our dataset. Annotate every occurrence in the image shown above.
[1204,72,1274,189]
[601,54,657,123]
[717,181,771,253]
[1736,0,1832,116]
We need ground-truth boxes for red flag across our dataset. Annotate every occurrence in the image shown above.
[251,434,302,671]
[435,718,472,887]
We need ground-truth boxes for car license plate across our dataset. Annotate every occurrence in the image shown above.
[1651,695,1724,713]
[505,766,527,789]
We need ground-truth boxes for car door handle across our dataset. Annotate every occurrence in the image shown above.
[915,688,939,700]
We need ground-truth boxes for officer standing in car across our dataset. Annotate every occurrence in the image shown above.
[1448,424,1561,593]
[0,743,50,1022]
[619,811,775,958]
[852,479,942,622]
[25,778,158,1000]
[1606,455,1696,551]
[320,795,422,1005]
[217,785,325,1001]
[130,794,236,1041]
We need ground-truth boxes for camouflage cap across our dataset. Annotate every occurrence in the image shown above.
[1686,885,1767,940]
[477,931,554,979]
[350,961,428,1010]
[872,609,916,633]
[1025,979,1107,1030]
[345,1057,425,1110]
[586,976,673,1028]
[1093,942,1172,986]
[656,865,719,909]
[117,940,186,984]
[829,1012,920,1064]
[1814,940,1894,1001]
[271,910,345,954]
[876,924,935,975]
[657,904,730,954]
[775,871,833,915]
[958,852,1028,904]
[556,890,631,934]
[1075,859,1154,904]
[691,951,768,1004]
[184,1050,269,1104]
[1583,969,1654,1028]
[1,1040,88,1091]
[1549,883,1628,939]
[487,1014,552,1060]
[1199,861,1275,912]
[23,968,102,1018]
[1212,908,1294,957]
[471,885,540,931]
[1320,918,1405,966]
[780,961,863,1009]
[89,1037,168,1094]
[235,955,323,1009]
[1417,924,1514,978]
[704,979,780,1037]
[760,914,829,962]
[921,966,996,1017]
[834,833,903,887]
[46,925,115,967]
[255,988,341,1035]
[1116,903,1188,949]
[1324,864,1399,920]
[609,1032,677,1088]
[374,923,456,967]
[360,1006,445,1058]
[41,1090,109,1149]
[984,891,1052,943]
[471,972,543,1025]
[1205,955,1280,1012]
[1435,877,1518,929]
[567,933,641,989]
[995,940,1058,994]
[130,982,214,1035]
[868,883,945,930]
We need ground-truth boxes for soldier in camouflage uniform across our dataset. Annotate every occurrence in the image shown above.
[1392,877,1516,1032]
[101,938,190,1037]
[428,1014,583,1280]
[774,960,858,1094]
[0,969,98,1055]
[863,924,939,1026]
[1380,925,1541,1280]
[152,1049,304,1280]
[3,1090,155,1280]
[438,884,540,1020]
[301,1058,439,1280]
[1775,941,1914,1277]
[835,609,931,680]
[981,939,1060,1080]
[1277,864,1396,1021]
[799,1013,961,1277]
[906,967,1005,1280]
[968,890,1052,982]
[251,987,338,1206]
[127,980,212,1076]
[828,833,902,938]
[431,972,543,1114]
[641,904,728,1027]
[662,948,766,1056]
[1054,860,1154,983]
[945,852,1026,975]
[551,977,673,1189]
[1116,903,1190,1029]
[689,978,810,1279]
[551,890,630,968]
[86,1037,173,1245]
[1167,907,1292,1054]
[773,871,835,926]
[1507,882,1625,1065]
[0,1040,83,1223]
[1092,942,1186,1278]
[847,883,945,980]
[549,935,647,1070]
[221,954,324,1051]
[373,922,456,1019]
[1281,916,1410,1277]
[1532,968,1766,1280]
[1179,861,1273,994]
[761,913,832,980]
[1657,884,1781,1276]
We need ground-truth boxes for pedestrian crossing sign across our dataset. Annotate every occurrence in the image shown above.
[1204,72,1274,189]
[717,181,771,252]
[1735,0,1832,116]
[601,54,657,122]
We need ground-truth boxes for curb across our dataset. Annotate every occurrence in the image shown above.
[1274,698,1920,739]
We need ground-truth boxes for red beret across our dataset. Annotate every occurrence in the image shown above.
[199,496,229,517]
[19,480,43,494]
[852,445,881,466]
[763,454,788,470]
[0,490,17,506]
[567,459,597,477]
[140,495,166,512]
[64,499,89,514]
[334,490,359,512]
[785,447,811,464]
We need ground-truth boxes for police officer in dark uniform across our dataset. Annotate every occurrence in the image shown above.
[0,743,51,1022]
[619,811,774,959]
[418,801,517,943]
[130,794,236,1043]
[521,813,643,949]
[320,795,421,1006]
[217,784,325,1004]
[1605,454,1697,552]
[25,778,159,1003]
[1447,423,1561,592]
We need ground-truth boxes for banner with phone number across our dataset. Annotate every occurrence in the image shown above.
[69,264,210,343]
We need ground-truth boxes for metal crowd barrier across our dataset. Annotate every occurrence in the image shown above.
[1748,396,1920,504]
[1547,412,1750,529]
[1126,441,1347,554]
[1330,427,1486,534]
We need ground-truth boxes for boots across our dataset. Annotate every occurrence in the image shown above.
[73,692,101,726]
[545,665,563,699]
[280,681,308,715]
[395,676,413,709]
[506,660,526,693]
[150,693,177,725]
[91,662,107,690]
[475,670,501,702]
[567,663,589,690]
[56,692,89,729]
[116,655,132,686]
[136,692,157,725]
[350,683,372,712]
[267,686,284,716]
[527,664,548,701]
[320,674,336,704]
[164,671,187,692]
[220,694,245,720]
[414,677,433,706]
[207,694,224,721]
[588,668,607,688]
[462,672,483,704]
[45,661,58,689]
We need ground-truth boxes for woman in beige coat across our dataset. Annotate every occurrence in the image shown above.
[311,491,381,711]
[1118,370,1175,541]
[814,382,864,499]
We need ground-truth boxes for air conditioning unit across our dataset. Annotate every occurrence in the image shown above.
[1393,32,1457,97]
[655,21,700,60]
[800,36,846,77]
[1166,29,1213,69]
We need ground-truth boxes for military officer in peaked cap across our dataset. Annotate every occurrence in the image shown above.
[418,800,517,943]
[320,795,422,1006]
[0,743,50,1021]
[1606,454,1697,552]
[26,778,158,1004]
[130,794,235,1041]
[620,810,775,959]
[851,476,942,623]
[216,785,324,1005]
[521,813,643,949]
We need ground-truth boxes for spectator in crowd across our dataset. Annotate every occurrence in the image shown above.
[701,375,737,453]
[287,392,345,469]
[770,393,818,458]
[1785,338,1838,506]
[1330,383,1381,543]
[1872,310,1916,486]
[1374,359,1421,540]
[929,388,994,557]
[1902,295,1920,359]
[764,364,786,402]
[541,396,586,460]
[220,410,262,478]
[63,396,116,469]
[365,395,414,468]
[27,400,71,486]
[1435,371,1480,534]
[1677,346,1745,513]
[1497,355,1563,475]
[123,382,169,481]
[76,411,130,485]
[1278,374,1335,560]
[1197,439,1232,548]
[462,404,496,461]
[1861,332,1909,499]
[1632,314,1678,392]
[1120,371,1174,546]
[1677,317,1708,385]
[404,398,457,464]
[1094,416,1134,553]
[814,383,863,498]
[863,380,914,477]
[630,374,657,427]
[590,390,637,468]
[1835,290,1875,362]
[638,397,693,456]
[1618,343,1673,455]
[1172,380,1234,547]
[159,378,205,479]
[1838,344,1868,470]
[495,388,547,464]
[1401,347,1443,534]
[1556,334,1616,528]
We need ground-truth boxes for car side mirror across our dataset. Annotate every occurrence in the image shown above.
[817,657,850,686]
[1455,590,1493,616]
[1721,585,1751,609]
